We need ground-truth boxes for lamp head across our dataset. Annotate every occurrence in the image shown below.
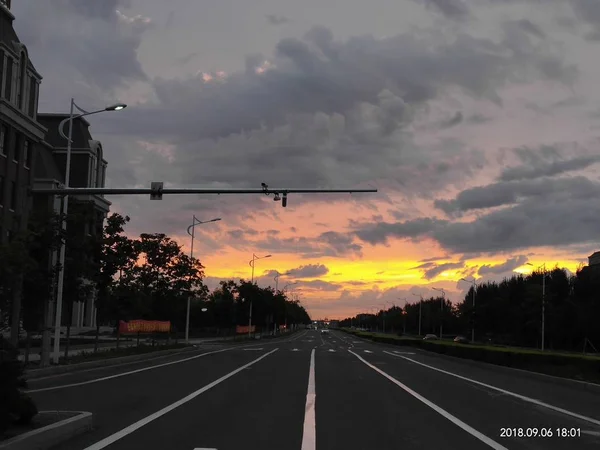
[106,103,127,111]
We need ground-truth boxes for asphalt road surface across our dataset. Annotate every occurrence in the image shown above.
[26,329,600,450]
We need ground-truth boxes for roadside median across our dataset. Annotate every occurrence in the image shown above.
[25,343,196,380]
[342,329,600,384]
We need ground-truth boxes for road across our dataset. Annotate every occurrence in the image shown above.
[25,329,600,450]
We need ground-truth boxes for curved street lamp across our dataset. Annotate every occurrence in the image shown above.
[184,216,221,343]
[52,99,126,365]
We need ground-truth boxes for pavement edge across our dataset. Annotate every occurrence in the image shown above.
[25,346,197,379]
[0,411,93,450]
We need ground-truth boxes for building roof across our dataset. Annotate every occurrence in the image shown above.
[34,141,63,182]
[0,1,40,76]
[589,251,600,258]
[37,114,93,150]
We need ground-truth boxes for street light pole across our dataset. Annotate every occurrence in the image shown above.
[412,293,423,336]
[52,99,126,364]
[248,253,272,338]
[433,288,445,338]
[185,216,221,343]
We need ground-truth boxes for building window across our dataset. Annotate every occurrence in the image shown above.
[0,125,6,157]
[13,133,20,162]
[90,156,97,187]
[28,77,36,118]
[23,140,30,168]
[0,175,4,208]
[17,52,26,109]
[0,51,4,98]
[8,181,15,211]
[4,57,12,101]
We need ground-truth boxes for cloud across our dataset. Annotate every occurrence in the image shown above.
[434,176,599,215]
[265,14,291,25]
[478,255,528,275]
[423,262,465,280]
[354,175,600,253]
[440,111,463,129]
[296,280,341,291]
[13,0,150,93]
[285,264,330,278]
[413,0,470,20]
[99,23,576,197]
[570,0,600,40]
[499,155,600,182]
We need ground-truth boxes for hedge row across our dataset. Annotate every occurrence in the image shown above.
[342,329,600,383]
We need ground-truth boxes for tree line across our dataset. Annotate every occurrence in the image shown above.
[0,205,310,362]
[340,265,600,352]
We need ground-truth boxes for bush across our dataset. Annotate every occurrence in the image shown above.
[0,336,38,434]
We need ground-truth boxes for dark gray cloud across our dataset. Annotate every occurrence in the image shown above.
[355,176,600,253]
[571,0,600,40]
[285,264,329,278]
[89,23,577,200]
[440,111,463,129]
[266,14,290,25]
[251,231,362,259]
[13,0,149,92]
[435,176,599,215]
[499,155,600,181]
[355,218,444,245]
[466,113,491,124]
[413,0,470,20]
[478,255,528,275]
[424,262,465,280]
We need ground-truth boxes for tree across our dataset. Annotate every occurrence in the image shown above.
[125,233,206,328]
[92,213,139,352]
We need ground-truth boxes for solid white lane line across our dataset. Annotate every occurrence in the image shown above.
[328,349,336,352]
[350,350,508,450]
[27,347,236,393]
[27,332,305,393]
[383,351,600,427]
[83,349,279,450]
[364,350,373,353]
[301,349,316,450]
[243,348,264,351]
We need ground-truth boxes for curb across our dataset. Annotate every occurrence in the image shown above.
[25,346,196,380]
[0,411,92,450]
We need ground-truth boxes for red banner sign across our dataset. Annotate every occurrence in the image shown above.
[119,320,171,334]
[236,325,256,334]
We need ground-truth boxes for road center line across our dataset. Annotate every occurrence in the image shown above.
[301,348,316,450]
[350,350,508,450]
[83,349,279,450]
[26,332,306,393]
[383,351,600,427]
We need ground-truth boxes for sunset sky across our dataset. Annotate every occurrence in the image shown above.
[13,0,600,320]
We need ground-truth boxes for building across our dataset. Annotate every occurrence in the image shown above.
[0,0,45,243]
[0,0,46,340]
[588,251,600,267]
[36,114,111,329]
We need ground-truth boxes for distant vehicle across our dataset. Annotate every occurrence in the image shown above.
[454,336,469,343]
[423,334,438,340]
[321,328,330,334]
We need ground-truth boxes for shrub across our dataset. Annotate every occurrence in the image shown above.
[0,336,38,434]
